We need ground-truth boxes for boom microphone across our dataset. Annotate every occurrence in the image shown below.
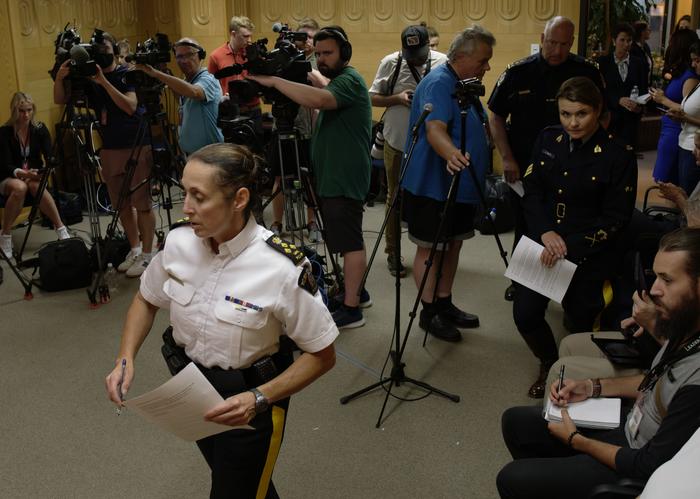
[214,64,246,79]
[411,103,433,136]
[272,22,284,33]
[69,44,91,63]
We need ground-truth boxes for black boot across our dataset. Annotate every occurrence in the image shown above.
[419,302,461,342]
[528,361,555,399]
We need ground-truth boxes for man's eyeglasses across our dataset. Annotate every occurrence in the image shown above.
[175,51,198,61]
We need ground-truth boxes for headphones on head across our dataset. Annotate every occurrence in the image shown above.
[318,27,352,62]
[173,41,206,60]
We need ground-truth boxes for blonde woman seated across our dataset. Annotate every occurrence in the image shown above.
[0,92,69,259]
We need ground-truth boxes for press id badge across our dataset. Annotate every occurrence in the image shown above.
[627,403,643,438]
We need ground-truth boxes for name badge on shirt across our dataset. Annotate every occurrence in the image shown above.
[627,403,643,438]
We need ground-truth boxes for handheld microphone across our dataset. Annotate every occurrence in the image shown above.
[411,103,433,136]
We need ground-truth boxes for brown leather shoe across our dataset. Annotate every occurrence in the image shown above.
[527,362,553,399]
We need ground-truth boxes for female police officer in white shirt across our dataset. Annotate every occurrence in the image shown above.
[105,143,338,499]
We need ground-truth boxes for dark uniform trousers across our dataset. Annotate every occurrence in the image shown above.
[196,364,290,499]
[497,405,629,499]
[513,277,607,363]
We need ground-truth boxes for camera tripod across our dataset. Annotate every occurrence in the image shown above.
[263,105,344,286]
[91,98,184,304]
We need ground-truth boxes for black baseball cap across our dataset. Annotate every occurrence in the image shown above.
[401,25,429,61]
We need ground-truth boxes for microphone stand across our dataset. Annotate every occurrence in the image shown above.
[340,107,459,428]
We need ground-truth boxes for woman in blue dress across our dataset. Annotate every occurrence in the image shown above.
[650,29,699,183]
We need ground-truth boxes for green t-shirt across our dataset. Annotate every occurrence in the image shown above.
[311,66,372,201]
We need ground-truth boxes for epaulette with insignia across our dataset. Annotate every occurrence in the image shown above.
[584,57,600,70]
[266,235,305,265]
[170,217,191,230]
[505,54,537,71]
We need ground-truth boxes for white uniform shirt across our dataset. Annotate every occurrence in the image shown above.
[640,426,700,499]
[369,50,447,151]
[140,217,339,369]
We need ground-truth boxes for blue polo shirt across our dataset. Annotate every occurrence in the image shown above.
[401,63,488,204]
[178,69,223,155]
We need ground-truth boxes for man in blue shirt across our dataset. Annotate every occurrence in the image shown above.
[401,25,495,342]
[139,38,223,155]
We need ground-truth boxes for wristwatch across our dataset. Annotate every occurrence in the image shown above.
[249,388,270,414]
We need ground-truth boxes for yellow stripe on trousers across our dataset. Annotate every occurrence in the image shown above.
[256,406,286,499]
[592,280,614,332]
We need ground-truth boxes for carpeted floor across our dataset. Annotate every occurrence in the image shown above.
[0,151,659,498]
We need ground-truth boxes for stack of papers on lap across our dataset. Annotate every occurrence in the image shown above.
[544,398,621,429]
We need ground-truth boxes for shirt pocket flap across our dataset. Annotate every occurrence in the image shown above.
[214,300,269,329]
[163,278,196,306]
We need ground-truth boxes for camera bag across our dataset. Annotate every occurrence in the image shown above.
[475,175,515,235]
[38,237,92,291]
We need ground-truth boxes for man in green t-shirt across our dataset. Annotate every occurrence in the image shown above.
[248,25,372,329]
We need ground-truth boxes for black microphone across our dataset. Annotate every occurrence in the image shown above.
[69,44,90,63]
[214,64,245,79]
[272,22,284,33]
[411,103,433,136]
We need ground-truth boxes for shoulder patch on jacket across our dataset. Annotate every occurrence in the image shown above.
[298,263,318,295]
[266,235,305,265]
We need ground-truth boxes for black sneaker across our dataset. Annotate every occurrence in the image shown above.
[328,289,372,312]
[332,305,365,329]
[387,254,407,278]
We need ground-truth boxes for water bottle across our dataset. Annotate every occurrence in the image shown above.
[104,263,118,295]
[630,85,639,102]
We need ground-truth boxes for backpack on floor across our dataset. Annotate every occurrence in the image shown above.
[38,237,92,291]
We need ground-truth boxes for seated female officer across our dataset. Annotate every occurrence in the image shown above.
[513,76,638,398]
[105,143,338,498]
[0,92,70,259]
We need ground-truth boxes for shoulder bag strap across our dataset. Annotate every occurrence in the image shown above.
[387,54,403,95]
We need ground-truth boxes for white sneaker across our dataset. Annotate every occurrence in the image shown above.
[0,235,13,260]
[56,226,70,240]
[126,253,151,278]
[117,249,141,272]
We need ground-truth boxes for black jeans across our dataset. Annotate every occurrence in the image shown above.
[497,406,629,499]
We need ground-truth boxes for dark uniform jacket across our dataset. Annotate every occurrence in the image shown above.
[488,53,605,172]
[522,125,637,278]
[0,123,52,182]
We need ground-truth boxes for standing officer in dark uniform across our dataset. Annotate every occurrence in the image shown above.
[488,16,605,301]
[513,77,637,398]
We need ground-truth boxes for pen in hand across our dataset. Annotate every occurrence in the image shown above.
[116,358,126,416]
[557,364,565,404]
